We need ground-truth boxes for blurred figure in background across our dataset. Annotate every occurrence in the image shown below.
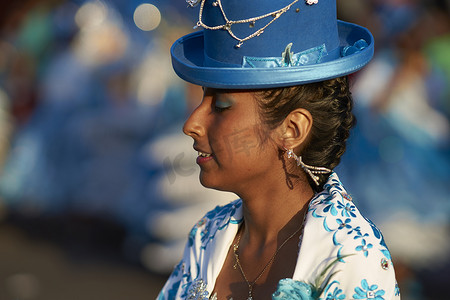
[337,0,450,299]
[0,0,235,289]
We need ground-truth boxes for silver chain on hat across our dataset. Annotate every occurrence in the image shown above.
[187,0,320,48]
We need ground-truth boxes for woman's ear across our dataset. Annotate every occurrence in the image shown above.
[276,108,313,150]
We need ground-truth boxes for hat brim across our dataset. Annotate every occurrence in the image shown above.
[171,20,374,89]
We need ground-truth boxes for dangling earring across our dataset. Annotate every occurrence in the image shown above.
[285,148,331,186]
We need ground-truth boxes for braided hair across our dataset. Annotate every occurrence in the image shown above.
[255,76,356,190]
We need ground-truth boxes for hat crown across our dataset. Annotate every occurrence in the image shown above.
[201,0,339,66]
[171,0,373,88]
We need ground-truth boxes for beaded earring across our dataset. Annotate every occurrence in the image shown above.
[285,148,331,185]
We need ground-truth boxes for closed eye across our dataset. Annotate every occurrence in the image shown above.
[213,96,233,113]
[214,105,231,113]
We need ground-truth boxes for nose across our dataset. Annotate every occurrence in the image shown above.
[183,99,206,139]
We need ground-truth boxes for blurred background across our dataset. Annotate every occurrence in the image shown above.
[0,0,448,299]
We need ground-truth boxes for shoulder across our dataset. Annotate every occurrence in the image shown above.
[202,198,243,226]
[309,180,391,262]
[302,175,400,299]
[188,199,243,249]
[158,199,242,299]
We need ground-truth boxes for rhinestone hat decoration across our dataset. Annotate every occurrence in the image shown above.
[187,0,319,48]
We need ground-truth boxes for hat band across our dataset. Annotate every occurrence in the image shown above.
[204,43,342,69]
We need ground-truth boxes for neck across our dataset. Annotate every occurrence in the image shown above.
[236,174,314,247]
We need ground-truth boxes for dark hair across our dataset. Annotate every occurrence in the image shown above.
[255,76,356,189]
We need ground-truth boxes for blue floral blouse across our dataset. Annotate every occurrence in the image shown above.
[157,173,400,299]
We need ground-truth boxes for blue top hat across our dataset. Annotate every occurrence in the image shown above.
[171,0,374,89]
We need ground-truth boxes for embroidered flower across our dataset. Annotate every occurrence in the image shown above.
[347,226,361,235]
[322,196,338,216]
[336,218,352,230]
[272,279,314,300]
[325,286,345,300]
[356,239,373,257]
[188,226,198,247]
[337,202,356,218]
[353,229,369,240]
[198,201,242,249]
[353,279,386,300]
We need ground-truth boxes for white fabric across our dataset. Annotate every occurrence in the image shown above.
[158,173,400,299]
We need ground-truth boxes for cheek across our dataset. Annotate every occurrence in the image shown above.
[211,122,265,162]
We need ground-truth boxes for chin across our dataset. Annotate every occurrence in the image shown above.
[199,173,232,193]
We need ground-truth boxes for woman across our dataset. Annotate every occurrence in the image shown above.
[159,0,399,299]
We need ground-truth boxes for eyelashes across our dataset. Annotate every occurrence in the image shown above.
[214,106,231,113]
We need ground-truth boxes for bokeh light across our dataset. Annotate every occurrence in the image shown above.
[72,0,128,66]
[74,0,107,29]
[133,3,161,32]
